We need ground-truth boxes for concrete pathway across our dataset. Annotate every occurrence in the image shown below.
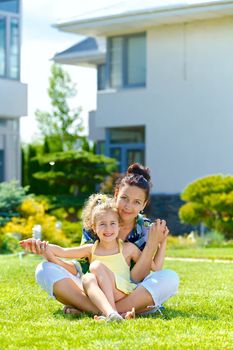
[166,256,233,263]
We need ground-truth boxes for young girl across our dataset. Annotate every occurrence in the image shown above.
[20,194,163,321]
[21,163,178,317]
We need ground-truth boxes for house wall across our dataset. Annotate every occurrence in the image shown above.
[0,79,27,118]
[0,0,27,183]
[0,119,21,181]
[95,16,233,193]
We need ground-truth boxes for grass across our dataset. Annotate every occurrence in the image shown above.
[166,247,233,260]
[0,253,232,350]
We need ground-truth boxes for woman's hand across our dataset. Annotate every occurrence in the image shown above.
[148,219,168,246]
[160,222,169,244]
[20,238,48,255]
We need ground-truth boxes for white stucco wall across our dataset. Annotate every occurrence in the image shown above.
[95,16,233,193]
[147,16,233,193]
[0,79,27,183]
[0,79,27,118]
[0,119,21,182]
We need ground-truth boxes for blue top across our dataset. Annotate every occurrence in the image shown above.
[81,214,151,251]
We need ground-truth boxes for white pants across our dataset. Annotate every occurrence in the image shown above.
[35,261,179,307]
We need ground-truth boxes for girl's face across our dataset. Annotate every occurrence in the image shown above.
[93,209,119,242]
[115,184,147,224]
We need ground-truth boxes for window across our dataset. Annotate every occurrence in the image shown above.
[106,126,145,173]
[0,16,6,76]
[0,0,19,14]
[0,1,20,79]
[108,33,146,89]
[0,150,4,182]
[109,127,144,144]
[0,119,6,127]
[97,64,106,91]
[9,17,19,78]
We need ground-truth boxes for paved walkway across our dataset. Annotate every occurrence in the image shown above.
[166,256,233,263]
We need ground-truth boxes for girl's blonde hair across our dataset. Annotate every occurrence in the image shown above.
[82,193,119,232]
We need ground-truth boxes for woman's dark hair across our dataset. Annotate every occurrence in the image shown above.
[115,163,152,201]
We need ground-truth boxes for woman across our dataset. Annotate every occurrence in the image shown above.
[23,163,179,316]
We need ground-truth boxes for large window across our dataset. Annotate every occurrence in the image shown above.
[0,0,19,13]
[97,63,106,91]
[0,16,6,76]
[106,126,145,172]
[0,0,20,79]
[108,33,146,89]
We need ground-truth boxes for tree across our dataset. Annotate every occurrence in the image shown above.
[29,64,117,204]
[179,174,233,239]
[0,181,29,226]
[35,64,83,150]
[34,150,117,196]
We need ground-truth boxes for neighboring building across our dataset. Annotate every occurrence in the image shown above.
[0,0,27,183]
[53,0,233,232]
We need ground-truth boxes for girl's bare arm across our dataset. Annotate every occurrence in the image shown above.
[20,238,92,259]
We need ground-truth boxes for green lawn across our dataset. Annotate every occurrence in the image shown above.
[0,253,232,350]
[166,247,233,260]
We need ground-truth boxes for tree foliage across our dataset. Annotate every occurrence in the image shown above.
[33,150,117,195]
[35,64,83,150]
[0,181,29,226]
[179,174,233,239]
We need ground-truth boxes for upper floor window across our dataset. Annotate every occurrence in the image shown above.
[108,33,146,89]
[97,63,106,91]
[0,0,19,14]
[0,0,20,79]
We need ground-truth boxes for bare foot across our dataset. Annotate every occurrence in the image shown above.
[63,305,82,315]
[94,315,106,321]
[123,307,135,320]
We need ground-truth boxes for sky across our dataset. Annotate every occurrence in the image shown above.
[20,0,120,143]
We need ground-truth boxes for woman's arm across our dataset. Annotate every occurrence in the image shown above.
[152,236,167,271]
[130,220,165,282]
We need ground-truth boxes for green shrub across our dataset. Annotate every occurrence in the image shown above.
[198,231,225,248]
[2,197,70,246]
[167,232,198,249]
[62,220,83,244]
[179,174,233,239]
[0,233,21,254]
[0,181,29,226]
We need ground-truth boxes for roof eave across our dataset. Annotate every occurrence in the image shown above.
[54,1,233,36]
[53,51,106,67]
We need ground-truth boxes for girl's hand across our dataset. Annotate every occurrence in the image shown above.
[41,245,56,262]
[20,239,48,255]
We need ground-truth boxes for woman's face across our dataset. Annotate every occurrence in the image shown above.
[115,184,147,223]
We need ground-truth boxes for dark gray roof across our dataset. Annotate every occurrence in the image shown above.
[54,37,98,59]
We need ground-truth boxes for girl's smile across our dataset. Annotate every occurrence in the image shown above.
[94,210,119,242]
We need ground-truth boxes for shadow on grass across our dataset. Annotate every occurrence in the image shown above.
[53,307,219,322]
[53,308,93,321]
[142,308,219,321]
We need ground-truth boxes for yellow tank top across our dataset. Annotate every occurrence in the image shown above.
[91,239,137,294]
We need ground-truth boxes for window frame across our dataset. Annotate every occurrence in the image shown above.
[0,0,21,80]
[105,127,145,173]
[107,32,146,90]
[0,0,20,14]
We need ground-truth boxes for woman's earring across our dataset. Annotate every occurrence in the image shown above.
[140,210,144,214]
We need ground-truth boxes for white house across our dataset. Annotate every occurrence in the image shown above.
[0,0,27,183]
[53,0,233,232]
